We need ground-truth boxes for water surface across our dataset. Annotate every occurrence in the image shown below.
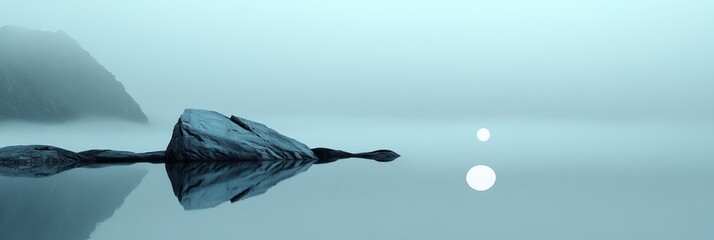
[1,118,712,239]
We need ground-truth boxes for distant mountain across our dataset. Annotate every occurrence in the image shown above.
[0,26,147,122]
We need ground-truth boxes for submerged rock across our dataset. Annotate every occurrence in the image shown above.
[311,148,400,164]
[0,145,163,177]
[165,109,317,161]
[166,160,314,210]
[0,26,148,122]
[0,145,89,177]
[78,149,165,164]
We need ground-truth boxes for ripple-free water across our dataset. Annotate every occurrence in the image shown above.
[1,118,713,240]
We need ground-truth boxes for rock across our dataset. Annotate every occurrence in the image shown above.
[0,145,164,177]
[0,145,90,177]
[0,26,148,122]
[165,109,317,161]
[166,160,313,210]
[78,149,165,164]
[311,148,401,164]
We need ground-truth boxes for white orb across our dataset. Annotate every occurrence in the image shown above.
[476,128,491,142]
[466,165,496,191]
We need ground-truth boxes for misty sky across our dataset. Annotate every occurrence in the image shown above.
[1,0,712,121]
[2,2,714,239]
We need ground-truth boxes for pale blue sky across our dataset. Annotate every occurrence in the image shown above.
[1,0,712,121]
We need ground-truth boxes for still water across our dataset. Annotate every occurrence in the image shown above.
[1,117,713,240]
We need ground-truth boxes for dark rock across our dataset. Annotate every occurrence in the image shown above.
[0,109,400,178]
[78,149,165,163]
[166,160,314,210]
[165,109,317,161]
[0,145,90,177]
[0,145,164,177]
[0,26,148,122]
[311,148,401,164]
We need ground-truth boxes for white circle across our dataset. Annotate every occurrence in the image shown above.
[476,128,491,142]
[466,165,496,191]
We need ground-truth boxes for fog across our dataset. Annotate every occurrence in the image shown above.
[2,0,713,122]
[2,1,714,240]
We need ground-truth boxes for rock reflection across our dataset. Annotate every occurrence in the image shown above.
[166,160,315,210]
[0,167,147,240]
[0,109,400,240]
[0,145,398,212]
